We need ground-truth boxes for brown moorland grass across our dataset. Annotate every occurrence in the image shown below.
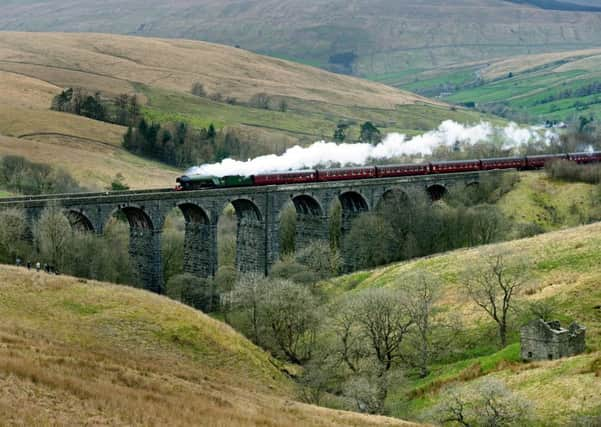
[0,266,418,427]
[479,48,601,81]
[0,105,124,144]
[0,133,176,190]
[0,32,433,110]
[0,68,176,191]
[4,0,601,79]
[0,70,60,109]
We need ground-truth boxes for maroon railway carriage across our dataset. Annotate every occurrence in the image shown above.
[376,163,430,178]
[525,153,568,169]
[569,152,601,164]
[253,170,317,186]
[480,156,526,171]
[316,166,376,182]
[429,159,481,174]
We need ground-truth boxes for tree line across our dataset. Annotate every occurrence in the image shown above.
[220,250,542,424]
[52,88,141,126]
[0,155,84,195]
[122,119,241,167]
[0,204,135,284]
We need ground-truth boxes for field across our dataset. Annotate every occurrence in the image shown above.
[322,215,601,424]
[0,32,498,191]
[400,49,601,123]
[0,64,177,190]
[3,1,601,82]
[0,266,417,426]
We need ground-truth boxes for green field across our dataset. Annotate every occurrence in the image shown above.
[396,52,601,123]
[141,85,495,148]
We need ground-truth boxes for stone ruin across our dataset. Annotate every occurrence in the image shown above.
[520,319,586,361]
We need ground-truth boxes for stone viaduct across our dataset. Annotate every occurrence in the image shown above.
[0,170,499,293]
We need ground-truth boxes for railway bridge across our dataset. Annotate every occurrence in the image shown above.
[0,170,502,293]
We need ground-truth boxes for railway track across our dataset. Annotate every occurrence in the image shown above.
[0,187,174,204]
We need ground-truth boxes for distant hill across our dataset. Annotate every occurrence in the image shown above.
[505,0,601,11]
[0,265,417,426]
[2,1,601,81]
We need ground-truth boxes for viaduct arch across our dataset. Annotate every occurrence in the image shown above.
[1,169,498,293]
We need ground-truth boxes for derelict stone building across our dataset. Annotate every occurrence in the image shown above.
[520,319,586,361]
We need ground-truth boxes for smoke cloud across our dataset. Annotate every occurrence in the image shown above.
[186,120,557,177]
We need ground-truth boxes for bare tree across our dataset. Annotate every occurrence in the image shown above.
[34,203,71,268]
[463,253,527,348]
[0,208,27,263]
[230,273,267,345]
[431,378,533,426]
[295,240,342,279]
[191,82,207,97]
[404,272,459,378]
[249,92,271,109]
[261,278,319,364]
[355,288,413,372]
[329,295,366,373]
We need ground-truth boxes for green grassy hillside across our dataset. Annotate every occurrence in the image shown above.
[400,49,601,123]
[498,171,601,232]
[321,218,601,424]
[0,266,416,426]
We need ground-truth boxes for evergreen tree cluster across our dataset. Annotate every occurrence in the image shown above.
[122,119,241,168]
[332,121,382,143]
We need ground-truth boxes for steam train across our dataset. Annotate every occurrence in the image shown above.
[175,151,601,191]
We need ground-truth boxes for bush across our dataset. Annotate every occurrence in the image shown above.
[295,240,342,279]
[166,273,215,312]
[249,92,271,109]
[271,258,311,280]
[546,159,601,184]
[0,155,84,195]
[429,378,533,426]
[190,82,207,97]
[0,208,29,264]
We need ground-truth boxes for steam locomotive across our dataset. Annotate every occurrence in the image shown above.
[175,151,601,191]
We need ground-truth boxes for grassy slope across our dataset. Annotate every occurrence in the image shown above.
[321,173,601,423]
[0,32,428,109]
[405,49,601,123]
[0,32,493,189]
[0,266,416,426]
[3,1,601,81]
[0,68,176,190]
[498,171,601,232]
[323,222,601,423]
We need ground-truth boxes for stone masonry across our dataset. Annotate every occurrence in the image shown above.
[520,319,586,361]
[0,170,502,293]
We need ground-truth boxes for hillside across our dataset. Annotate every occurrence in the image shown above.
[403,48,601,123]
[0,32,490,192]
[0,67,176,190]
[0,266,416,426]
[321,220,601,424]
[2,1,601,81]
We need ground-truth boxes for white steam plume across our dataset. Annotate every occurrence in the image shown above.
[186,120,557,177]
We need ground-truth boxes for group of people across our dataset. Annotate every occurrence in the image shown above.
[15,257,59,275]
